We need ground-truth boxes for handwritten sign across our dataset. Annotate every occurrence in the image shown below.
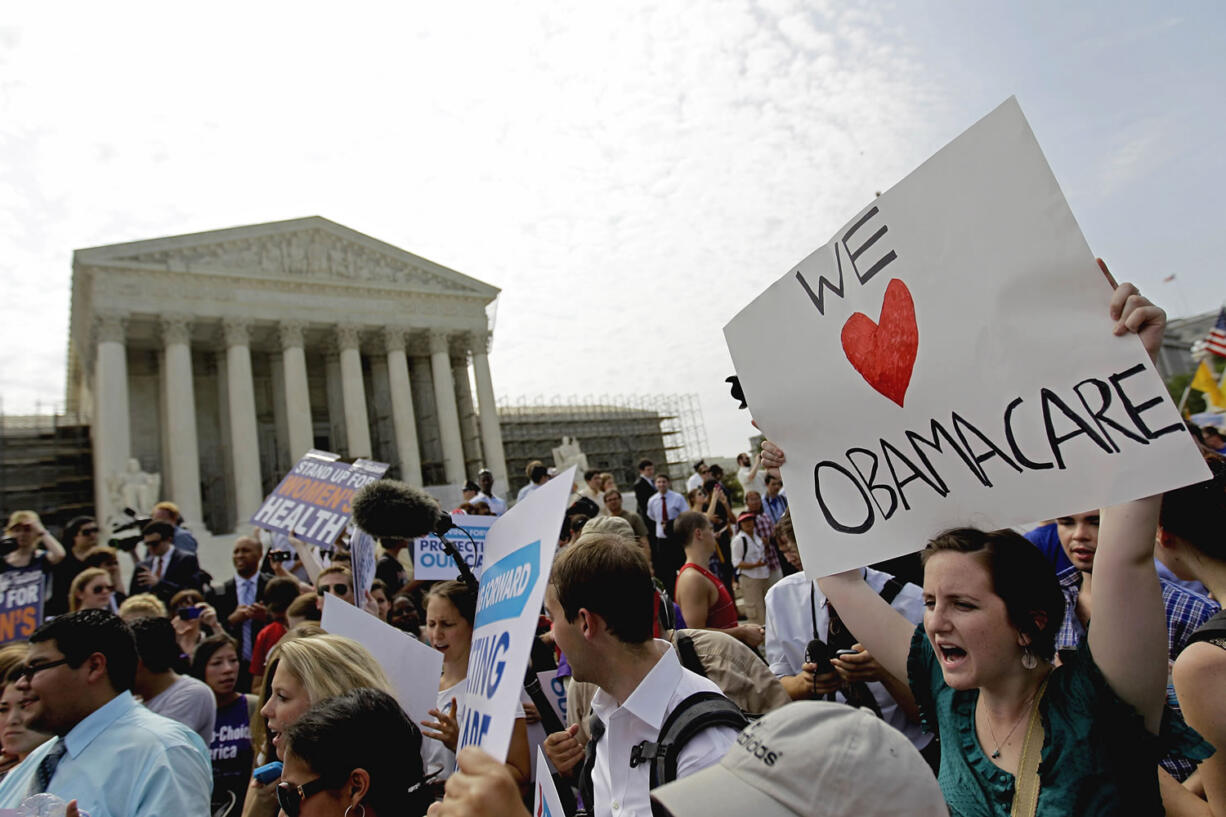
[249,450,388,549]
[724,97,1211,578]
[413,514,496,581]
[320,593,443,726]
[456,466,574,762]
[534,746,566,817]
[0,571,42,645]
[349,527,377,601]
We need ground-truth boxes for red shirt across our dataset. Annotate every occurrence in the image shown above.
[250,620,287,676]
[676,562,738,629]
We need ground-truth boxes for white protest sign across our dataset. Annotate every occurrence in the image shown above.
[413,514,497,581]
[724,97,1210,578]
[456,466,575,762]
[320,593,443,727]
[250,450,389,550]
[534,746,567,817]
[349,527,377,601]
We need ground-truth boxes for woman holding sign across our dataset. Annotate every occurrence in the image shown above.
[761,279,1211,816]
[420,581,531,798]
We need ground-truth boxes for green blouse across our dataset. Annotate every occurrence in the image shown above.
[907,625,1212,816]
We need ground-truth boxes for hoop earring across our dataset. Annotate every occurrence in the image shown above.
[344,804,366,817]
[1021,647,1038,670]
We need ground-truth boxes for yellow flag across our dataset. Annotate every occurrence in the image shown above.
[1191,361,1225,409]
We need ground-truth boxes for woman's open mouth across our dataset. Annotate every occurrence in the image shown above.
[937,643,968,667]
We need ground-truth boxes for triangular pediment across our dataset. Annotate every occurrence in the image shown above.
[74,216,499,300]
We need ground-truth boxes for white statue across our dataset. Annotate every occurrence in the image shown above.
[105,458,161,526]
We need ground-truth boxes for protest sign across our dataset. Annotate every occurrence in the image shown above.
[724,97,1210,578]
[413,514,496,581]
[534,746,567,817]
[0,571,43,645]
[349,527,377,602]
[456,466,575,763]
[320,593,443,726]
[249,450,388,549]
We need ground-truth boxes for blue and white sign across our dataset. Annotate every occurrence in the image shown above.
[413,514,496,581]
[534,746,566,817]
[456,466,574,763]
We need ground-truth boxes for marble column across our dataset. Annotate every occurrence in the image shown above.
[384,327,423,486]
[92,312,131,527]
[223,318,264,523]
[470,331,508,491]
[159,314,203,526]
[451,349,483,473]
[279,321,314,460]
[429,330,466,484]
[336,325,373,459]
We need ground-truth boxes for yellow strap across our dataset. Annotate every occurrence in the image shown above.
[1010,678,1048,817]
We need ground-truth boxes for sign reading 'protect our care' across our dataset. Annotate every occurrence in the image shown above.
[456,466,574,764]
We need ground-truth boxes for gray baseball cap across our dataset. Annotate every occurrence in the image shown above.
[650,701,947,817]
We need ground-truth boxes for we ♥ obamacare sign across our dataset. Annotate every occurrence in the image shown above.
[725,97,1209,578]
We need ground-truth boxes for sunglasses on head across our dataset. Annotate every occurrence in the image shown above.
[276,778,328,817]
[317,583,351,596]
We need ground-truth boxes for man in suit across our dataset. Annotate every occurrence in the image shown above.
[130,521,204,604]
[205,535,270,693]
[633,459,663,578]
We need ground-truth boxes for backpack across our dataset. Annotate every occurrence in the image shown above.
[577,691,747,811]
[1187,609,1226,647]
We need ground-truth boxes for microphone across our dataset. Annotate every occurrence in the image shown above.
[350,480,478,593]
[351,480,449,540]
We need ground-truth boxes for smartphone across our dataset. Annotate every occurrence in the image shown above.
[834,649,859,658]
[177,607,202,621]
[269,551,293,563]
[253,761,283,784]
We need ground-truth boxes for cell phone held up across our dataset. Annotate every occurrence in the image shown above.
[253,761,283,785]
[177,606,202,621]
[269,551,293,563]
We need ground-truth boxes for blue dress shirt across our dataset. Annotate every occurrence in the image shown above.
[0,691,212,816]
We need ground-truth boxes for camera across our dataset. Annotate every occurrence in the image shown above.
[268,551,293,563]
[109,507,152,552]
[805,638,833,677]
[177,607,202,621]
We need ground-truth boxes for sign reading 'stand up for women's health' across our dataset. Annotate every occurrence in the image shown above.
[724,97,1210,578]
[250,450,389,550]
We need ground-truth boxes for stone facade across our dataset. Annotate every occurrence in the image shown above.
[67,216,508,534]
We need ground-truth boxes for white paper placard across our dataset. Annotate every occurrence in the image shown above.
[320,593,443,727]
[455,466,574,762]
[534,746,567,817]
[724,97,1210,578]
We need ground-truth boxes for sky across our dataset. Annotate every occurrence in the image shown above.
[1,1,1223,457]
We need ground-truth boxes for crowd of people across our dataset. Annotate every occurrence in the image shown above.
[0,277,1223,816]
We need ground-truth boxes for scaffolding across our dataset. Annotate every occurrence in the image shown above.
[496,393,708,496]
[0,401,94,532]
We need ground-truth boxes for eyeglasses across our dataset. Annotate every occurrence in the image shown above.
[16,658,71,682]
[80,527,99,535]
[276,778,329,817]
[90,585,115,594]
[317,583,351,596]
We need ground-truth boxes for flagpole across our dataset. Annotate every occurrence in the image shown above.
[1177,384,1192,413]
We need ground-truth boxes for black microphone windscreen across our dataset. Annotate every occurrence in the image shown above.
[350,480,444,540]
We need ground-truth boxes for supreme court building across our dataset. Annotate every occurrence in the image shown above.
[66,217,508,535]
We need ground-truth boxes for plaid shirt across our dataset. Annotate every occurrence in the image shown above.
[752,513,779,571]
[1057,566,1220,780]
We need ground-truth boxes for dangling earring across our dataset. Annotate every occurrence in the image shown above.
[344,804,366,817]
[1021,647,1038,670]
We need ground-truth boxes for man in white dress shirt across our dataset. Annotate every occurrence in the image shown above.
[542,534,738,817]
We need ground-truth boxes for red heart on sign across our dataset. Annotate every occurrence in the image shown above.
[840,278,918,407]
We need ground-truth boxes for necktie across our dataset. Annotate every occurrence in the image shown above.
[660,495,670,524]
[238,579,255,660]
[154,555,165,580]
[30,739,67,795]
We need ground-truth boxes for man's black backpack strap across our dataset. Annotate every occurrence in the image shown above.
[674,633,707,678]
[629,691,748,789]
[578,712,604,814]
[1188,609,1226,647]
[878,576,904,605]
[578,692,747,811]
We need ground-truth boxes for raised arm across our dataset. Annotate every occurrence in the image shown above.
[1084,273,1170,733]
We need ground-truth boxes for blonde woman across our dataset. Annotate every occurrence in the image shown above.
[243,632,394,817]
[118,592,168,621]
[2,512,66,597]
[67,567,114,612]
